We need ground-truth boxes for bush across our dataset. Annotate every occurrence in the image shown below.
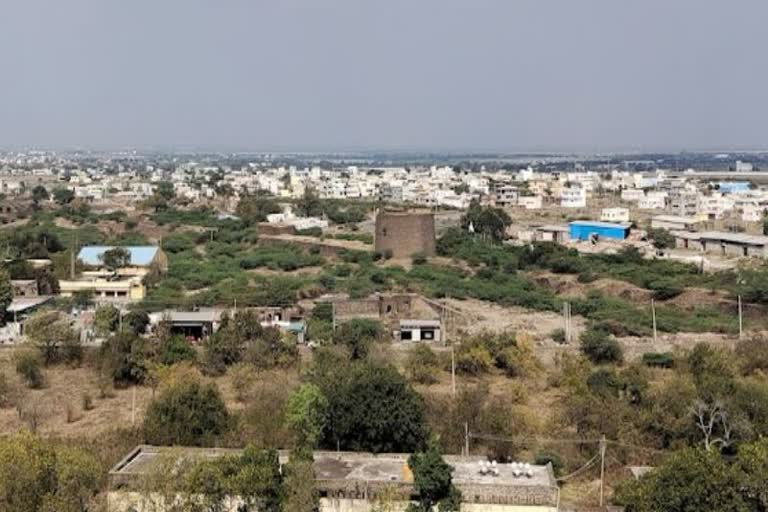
[412,252,428,265]
[534,452,563,477]
[647,279,683,300]
[157,335,197,366]
[99,332,150,385]
[579,326,623,364]
[123,310,150,336]
[14,351,44,389]
[143,379,230,446]
[550,328,566,344]
[333,319,384,360]
[642,352,675,369]
[0,373,11,408]
[455,345,493,375]
[405,344,440,385]
[736,335,768,375]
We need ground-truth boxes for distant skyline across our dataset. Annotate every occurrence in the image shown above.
[1,1,767,152]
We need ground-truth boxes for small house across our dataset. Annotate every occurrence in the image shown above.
[398,319,441,342]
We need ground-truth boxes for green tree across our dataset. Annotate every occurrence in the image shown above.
[736,437,768,510]
[687,343,736,400]
[647,228,676,250]
[333,318,383,360]
[99,331,150,385]
[52,187,75,205]
[461,199,511,242]
[580,326,623,364]
[236,194,281,224]
[405,344,440,385]
[407,444,461,512]
[99,246,131,272]
[286,383,328,447]
[283,448,319,512]
[143,378,230,446]
[157,335,197,366]
[31,185,49,203]
[0,432,101,512]
[24,311,82,366]
[0,268,11,325]
[614,447,748,512]
[317,362,428,453]
[123,310,150,336]
[94,303,120,336]
[296,187,324,217]
[14,350,45,389]
[154,181,176,200]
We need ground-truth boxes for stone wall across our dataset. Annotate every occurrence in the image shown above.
[374,211,436,259]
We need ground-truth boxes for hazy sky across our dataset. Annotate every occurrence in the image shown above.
[1,0,766,152]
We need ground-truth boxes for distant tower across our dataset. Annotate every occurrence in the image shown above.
[374,210,436,259]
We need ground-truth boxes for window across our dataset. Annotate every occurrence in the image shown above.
[382,228,388,237]
[422,329,435,340]
[401,330,413,341]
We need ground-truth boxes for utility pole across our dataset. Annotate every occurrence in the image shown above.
[70,234,78,279]
[451,344,456,397]
[131,386,136,426]
[563,302,571,343]
[599,434,607,508]
[738,295,743,339]
[464,422,470,456]
[651,298,657,344]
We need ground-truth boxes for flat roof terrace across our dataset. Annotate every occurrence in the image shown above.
[110,445,558,507]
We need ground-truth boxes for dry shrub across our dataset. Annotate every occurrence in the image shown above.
[230,363,256,403]
[235,371,297,449]
[82,392,94,411]
[423,382,533,459]
[66,402,81,423]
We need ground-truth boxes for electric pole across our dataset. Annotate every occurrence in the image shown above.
[738,295,743,339]
[599,435,607,507]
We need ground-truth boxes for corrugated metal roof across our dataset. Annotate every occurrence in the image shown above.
[697,231,768,246]
[8,296,53,313]
[78,246,159,267]
[652,215,700,224]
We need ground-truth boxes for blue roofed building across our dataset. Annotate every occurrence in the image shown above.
[569,221,630,241]
[716,181,751,194]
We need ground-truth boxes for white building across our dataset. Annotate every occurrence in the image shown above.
[560,187,586,208]
[621,189,645,202]
[638,192,667,210]
[518,195,543,210]
[698,193,735,220]
[601,207,630,223]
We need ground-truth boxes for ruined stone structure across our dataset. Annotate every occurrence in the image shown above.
[374,210,436,259]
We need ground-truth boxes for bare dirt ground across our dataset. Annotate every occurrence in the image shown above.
[528,271,652,305]
[442,297,582,339]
